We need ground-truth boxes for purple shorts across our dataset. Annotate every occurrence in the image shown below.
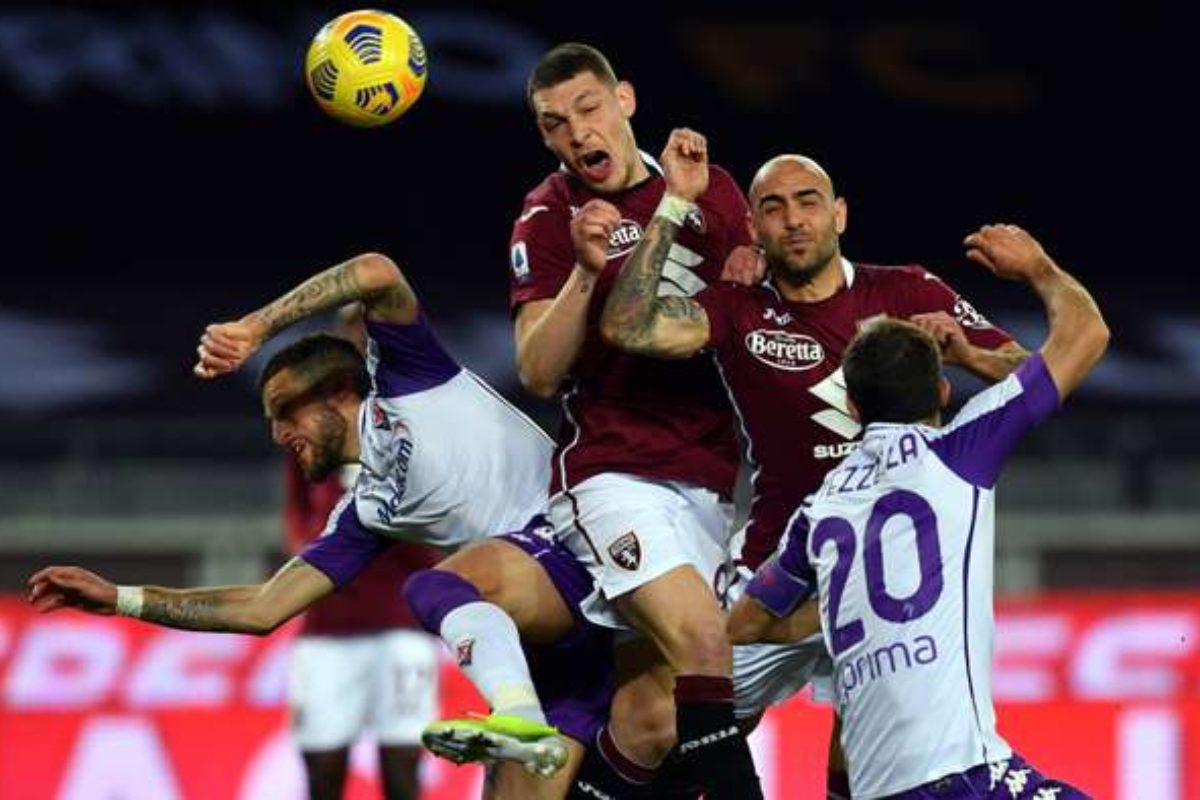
[888,753,1090,799]
[499,520,614,746]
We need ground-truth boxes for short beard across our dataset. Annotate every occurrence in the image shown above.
[302,407,348,482]
[770,239,838,287]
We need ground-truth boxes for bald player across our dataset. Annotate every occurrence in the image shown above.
[601,142,1027,791]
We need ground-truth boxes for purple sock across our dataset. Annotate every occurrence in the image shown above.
[404,568,483,633]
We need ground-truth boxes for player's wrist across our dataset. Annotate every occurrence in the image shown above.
[745,557,814,618]
[115,585,145,618]
[654,193,696,227]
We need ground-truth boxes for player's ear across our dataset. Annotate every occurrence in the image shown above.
[615,80,636,119]
[834,196,848,235]
[937,376,952,409]
[846,396,862,424]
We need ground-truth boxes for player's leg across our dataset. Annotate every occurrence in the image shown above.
[289,636,373,800]
[300,750,350,800]
[373,629,440,800]
[559,476,762,799]
[568,636,674,799]
[376,746,422,800]
[484,737,586,800]
[619,566,763,798]
[404,521,571,722]
[408,521,582,775]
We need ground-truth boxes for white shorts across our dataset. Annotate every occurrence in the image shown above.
[724,539,834,718]
[288,630,440,751]
[551,473,735,630]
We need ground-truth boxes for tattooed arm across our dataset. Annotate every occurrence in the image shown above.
[600,214,712,359]
[599,127,715,359]
[194,252,416,379]
[27,558,334,635]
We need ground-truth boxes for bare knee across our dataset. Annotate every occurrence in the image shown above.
[670,614,733,675]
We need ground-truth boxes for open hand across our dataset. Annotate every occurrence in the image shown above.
[28,566,118,615]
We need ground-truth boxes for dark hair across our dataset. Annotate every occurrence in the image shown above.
[526,42,618,109]
[259,333,370,399]
[843,319,941,425]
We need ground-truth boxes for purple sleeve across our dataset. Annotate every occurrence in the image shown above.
[745,510,817,616]
[365,311,460,398]
[298,494,391,588]
[929,353,1061,488]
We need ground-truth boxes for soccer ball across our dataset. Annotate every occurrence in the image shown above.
[304,10,428,127]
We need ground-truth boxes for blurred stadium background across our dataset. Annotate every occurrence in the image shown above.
[0,3,1195,798]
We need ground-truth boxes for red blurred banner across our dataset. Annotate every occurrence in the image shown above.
[2,593,1198,799]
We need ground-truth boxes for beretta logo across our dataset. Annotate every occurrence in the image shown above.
[744,329,825,371]
[607,219,644,258]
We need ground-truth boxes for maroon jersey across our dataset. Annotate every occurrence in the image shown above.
[695,260,1014,569]
[509,158,751,497]
[284,460,440,636]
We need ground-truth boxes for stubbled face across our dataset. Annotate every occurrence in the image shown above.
[751,161,847,285]
[532,71,643,193]
[263,369,349,482]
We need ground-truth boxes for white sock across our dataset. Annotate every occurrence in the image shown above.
[439,601,546,725]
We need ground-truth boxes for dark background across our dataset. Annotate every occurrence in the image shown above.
[1,3,1192,445]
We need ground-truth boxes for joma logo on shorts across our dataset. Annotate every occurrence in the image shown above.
[745,329,824,371]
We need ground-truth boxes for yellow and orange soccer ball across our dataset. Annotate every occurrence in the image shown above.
[305,10,428,127]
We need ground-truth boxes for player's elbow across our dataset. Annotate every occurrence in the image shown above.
[515,352,561,399]
[1086,316,1112,360]
[239,602,289,636]
[353,252,403,292]
[518,369,559,399]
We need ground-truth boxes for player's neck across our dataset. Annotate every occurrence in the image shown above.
[342,403,363,463]
[608,152,652,194]
[773,256,845,303]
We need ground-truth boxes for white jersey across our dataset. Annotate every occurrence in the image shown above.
[748,355,1060,798]
[300,311,552,587]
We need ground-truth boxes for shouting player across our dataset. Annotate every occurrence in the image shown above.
[508,43,762,798]
[27,252,611,798]
[732,224,1105,798]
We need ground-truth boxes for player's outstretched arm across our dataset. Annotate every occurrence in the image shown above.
[728,595,821,646]
[27,558,334,635]
[599,128,713,359]
[964,224,1109,398]
[194,252,416,379]
[909,310,1030,383]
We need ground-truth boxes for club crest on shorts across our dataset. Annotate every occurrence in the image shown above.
[608,531,642,571]
[455,638,475,667]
